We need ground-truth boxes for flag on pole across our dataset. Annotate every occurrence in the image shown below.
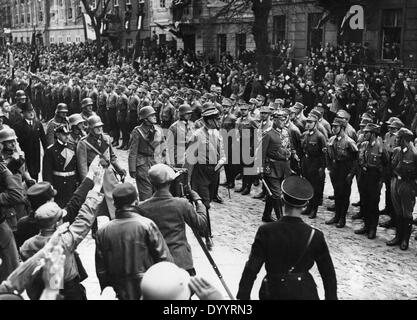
[30,27,40,73]
[340,9,356,35]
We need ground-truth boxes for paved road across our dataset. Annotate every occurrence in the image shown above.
[77,149,417,300]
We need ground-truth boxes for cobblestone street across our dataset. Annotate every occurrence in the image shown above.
[75,150,417,300]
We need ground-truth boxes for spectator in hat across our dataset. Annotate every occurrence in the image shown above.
[14,102,48,181]
[95,182,173,300]
[138,164,208,276]
[237,175,337,300]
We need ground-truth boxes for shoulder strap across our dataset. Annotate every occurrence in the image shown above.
[288,229,315,273]
[137,127,156,152]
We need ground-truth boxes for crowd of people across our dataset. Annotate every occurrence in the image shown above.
[0,37,416,300]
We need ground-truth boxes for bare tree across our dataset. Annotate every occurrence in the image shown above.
[80,0,113,47]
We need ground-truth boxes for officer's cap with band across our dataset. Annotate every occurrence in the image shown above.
[363,123,380,134]
[281,176,314,208]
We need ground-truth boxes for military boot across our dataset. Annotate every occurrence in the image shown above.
[241,179,252,196]
[308,206,318,219]
[386,222,402,246]
[400,218,413,251]
[262,197,276,223]
[273,198,283,220]
[336,213,346,228]
[235,176,246,193]
[325,208,340,224]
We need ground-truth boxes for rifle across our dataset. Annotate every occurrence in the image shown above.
[179,185,235,300]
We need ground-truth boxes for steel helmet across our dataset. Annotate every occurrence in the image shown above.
[68,114,85,127]
[56,103,69,114]
[15,90,26,99]
[81,98,94,109]
[179,104,192,116]
[139,106,156,120]
[0,128,18,143]
[141,262,191,300]
[87,115,104,129]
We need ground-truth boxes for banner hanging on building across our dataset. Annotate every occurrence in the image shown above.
[83,13,97,41]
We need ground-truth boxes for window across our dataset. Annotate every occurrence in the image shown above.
[50,37,54,43]
[308,13,323,51]
[20,37,24,43]
[21,14,25,24]
[273,15,286,44]
[39,10,43,22]
[159,33,166,45]
[67,36,71,42]
[27,37,30,43]
[160,0,165,8]
[235,33,246,57]
[381,9,402,60]
[217,34,227,59]
[76,37,81,43]
[58,37,63,43]
[27,12,30,24]
[68,7,73,19]
[126,39,133,48]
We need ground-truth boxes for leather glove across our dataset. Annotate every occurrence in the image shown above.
[130,171,136,179]
[118,169,127,178]
[258,172,264,180]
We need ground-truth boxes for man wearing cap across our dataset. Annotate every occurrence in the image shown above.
[291,102,307,132]
[20,161,105,300]
[46,103,69,148]
[283,108,302,175]
[354,123,388,239]
[187,104,226,208]
[14,102,48,181]
[160,90,176,129]
[43,125,78,208]
[386,128,417,250]
[167,104,195,168]
[95,182,173,300]
[300,113,327,219]
[126,85,140,133]
[105,82,119,147]
[129,106,167,201]
[97,80,109,134]
[235,103,259,195]
[71,76,82,115]
[115,84,129,150]
[335,109,357,142]
[150,89,162,124]
[325,117,358,228]
[257,109,294,222]
[379,118,404,228]
[80,98,97,125]
[138,164,208,276]
[237,175,337,300]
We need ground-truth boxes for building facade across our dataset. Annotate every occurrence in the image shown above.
[269,0,417,67]
[0,0,13,45]
[9,0,86,46]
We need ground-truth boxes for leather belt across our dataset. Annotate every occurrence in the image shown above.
[53,171,76,177]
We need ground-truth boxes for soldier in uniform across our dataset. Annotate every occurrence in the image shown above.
[335,109,358,142]
[221,98,238,189]
[235,103,259,196]
[70,76,82,115]
[97,80,109,134]
[284,109,302,175]
[258,110,293,222]
[300,113,327,219]
[150,90,163,124]
[115,84,129,150]
[291,102,307,132]
[127,85,140,132]
[386,128,417,250]
[105,82,119,146]
[80,98,97,126]
[67,114,86,151]
[45,103,69,148]
[9,90,26,126]
[379,118,404,228]
[77,115,126,221]
[237,175,337,300]
[354,123,388,239]
[43,125,78,208]
[325,118,358,228]
[129,106,166,201]
[160,89,176,129]
[167,104,195,168]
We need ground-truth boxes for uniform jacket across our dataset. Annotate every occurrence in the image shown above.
[391,144,417,180]
[71,85,82,114]
[358,138,388,174]
[20,190,103,300]
[326,133,358,172]
[43,140,78,183]
[95,208,173,300]
[128,124,166,172]
[167,120,195,166]
[106,92,118,110]
[160,101,176,127]
[301,129,327,168]
[116,93,128,122]
[237,216,337,300]
[138,189,207,270]
[77,134,119,181]
[259,127,293,179]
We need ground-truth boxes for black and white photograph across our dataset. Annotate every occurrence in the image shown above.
[0,0,417,306]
